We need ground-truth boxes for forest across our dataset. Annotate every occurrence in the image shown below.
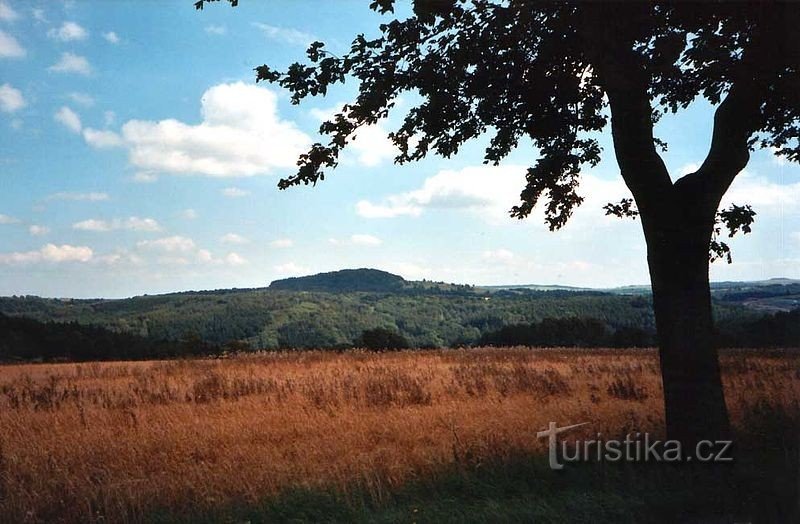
[0,270,797,361]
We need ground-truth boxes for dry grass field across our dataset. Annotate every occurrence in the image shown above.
[0,347,798,523]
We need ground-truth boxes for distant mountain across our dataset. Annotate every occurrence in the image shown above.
[269,268,407,293]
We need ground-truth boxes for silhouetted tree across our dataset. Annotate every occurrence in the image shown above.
[201,1,800,446]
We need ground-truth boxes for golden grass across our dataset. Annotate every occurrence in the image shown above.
[0,347,798,523]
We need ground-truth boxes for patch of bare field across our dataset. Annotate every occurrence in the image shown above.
[0,347,797,522]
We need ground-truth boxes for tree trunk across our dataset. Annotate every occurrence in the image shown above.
[645,220,731,446]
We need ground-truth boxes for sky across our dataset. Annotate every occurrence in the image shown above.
[0,1,798,298]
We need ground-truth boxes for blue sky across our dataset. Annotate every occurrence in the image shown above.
[0,1,798,298]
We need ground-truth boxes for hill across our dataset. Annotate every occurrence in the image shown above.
[269,268,406,292]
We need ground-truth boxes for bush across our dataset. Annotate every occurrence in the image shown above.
[355,327,410,351]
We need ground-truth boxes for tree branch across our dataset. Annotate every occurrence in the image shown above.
[678,6,784,210]
[578,4,673,217]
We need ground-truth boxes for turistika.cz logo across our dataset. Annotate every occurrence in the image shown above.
[537,422,734,470]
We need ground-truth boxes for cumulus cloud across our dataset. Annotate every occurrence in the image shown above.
[49,52,92,75]
[117,82,311,177]
[28,225,49,236]
[356,165,527,222]
[0,2,19,22]
[73,217,161,232]
[48,21,88,41]
[54,106,81,133]
[722,171,800,211]
[221,187,249,198]
[0,244,93,264]
[252,23,314,46]
[180,209,198,219]
[102,31,119,44]
[270,238,293,248]
[137,235,195,252]
[0,213,19,224]
[356,165,634,228]
[83,128,122,147]
[0,83,24,112]
[0,29,25,58]
[220,233,248,244]
[46,191,109,202]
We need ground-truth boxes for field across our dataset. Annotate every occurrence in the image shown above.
[0,348,798,523]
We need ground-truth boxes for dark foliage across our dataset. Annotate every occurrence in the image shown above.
[355,327,411,351]
[0,313,215,362]
[269,268,406,293]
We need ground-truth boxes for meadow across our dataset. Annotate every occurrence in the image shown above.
[0,348,798,523]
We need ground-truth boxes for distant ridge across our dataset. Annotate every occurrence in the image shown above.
[268,268,406,293]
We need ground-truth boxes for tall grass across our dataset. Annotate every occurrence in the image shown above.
[0,348,797,522]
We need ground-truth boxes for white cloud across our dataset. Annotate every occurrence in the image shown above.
[54,106,81,133]
[222,187,249,198]
[73,217,161,232]
[356,165,526,222]
[0,2,19,22]
[83,128,122,147]
[0,29,25,58]
[102,31,119,44]
[356,165,634,228]
[310,105,398,167]
[137,235,195,252]
[119,82,311,177]
[482,249,515,263]
[273,262,309,276]
[205,25,226,35]
[48,21,88,41]
[180,208,198,220]
[46,191,109,202]
[252,23,314,46]
[103,110,115,126]
[225,252,246,266]
[0,83,25,112]
[28,225,49,236]
[220,233,248,244]
[67,92,94,106]
[32,8,46,23]
[0,244,93,264]
[49,52,92,75]
[722,171,800,210]
[0,213,19,224]
[270,238,293,248]
[132,172,158,183]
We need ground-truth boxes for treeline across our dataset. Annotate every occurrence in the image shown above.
[479,318,654,348]
[479,311,800,349]
[0,314,216,362]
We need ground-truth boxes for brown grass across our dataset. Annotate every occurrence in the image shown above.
[0,347,797,523]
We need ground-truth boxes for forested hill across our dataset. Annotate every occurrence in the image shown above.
[0,270,797,356]
[269,268,406,292]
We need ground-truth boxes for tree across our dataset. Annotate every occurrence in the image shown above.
[199,0,799,445]
[355,327,411,351]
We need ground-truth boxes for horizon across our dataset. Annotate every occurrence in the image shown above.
[1,1,799,298]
